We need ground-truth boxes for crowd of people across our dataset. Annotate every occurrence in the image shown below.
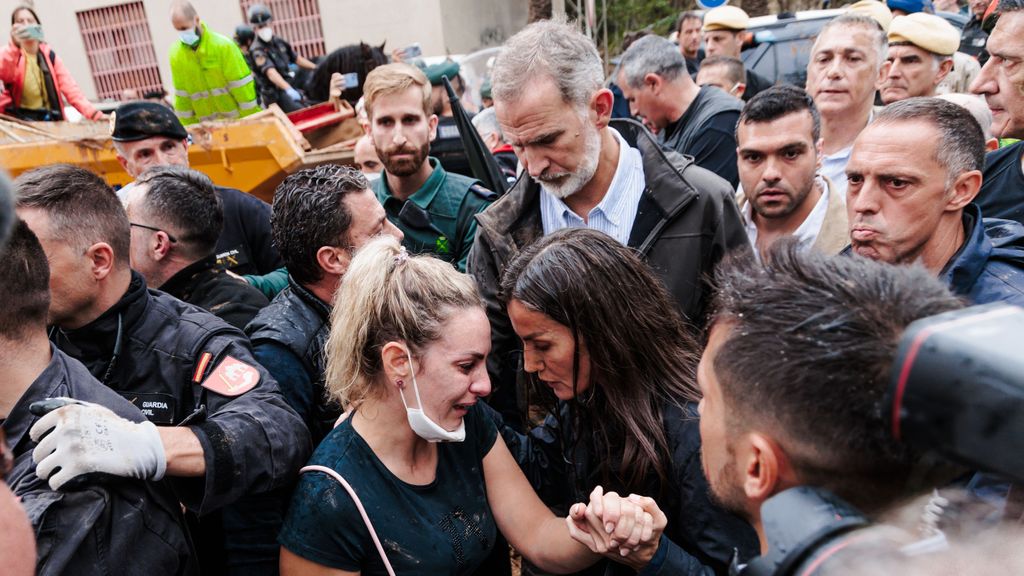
[2,0,1024,575]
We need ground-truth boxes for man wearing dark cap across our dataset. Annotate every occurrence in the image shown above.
[423,59,475,178]
[112,100,282,275]
[124,165,269,330]
[247,3,316,113]
[701,5,774,101]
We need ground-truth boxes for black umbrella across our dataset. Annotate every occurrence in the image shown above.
[442,76,509,195]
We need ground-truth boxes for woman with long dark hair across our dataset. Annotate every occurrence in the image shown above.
[497,227,758,575]
[278,235,653,575]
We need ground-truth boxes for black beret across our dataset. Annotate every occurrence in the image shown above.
[111,101,188,142]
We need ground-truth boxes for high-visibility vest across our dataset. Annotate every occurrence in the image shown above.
[169,22,259,125]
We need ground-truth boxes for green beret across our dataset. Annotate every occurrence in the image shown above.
[424,60,461,86]
[480,77,492,100]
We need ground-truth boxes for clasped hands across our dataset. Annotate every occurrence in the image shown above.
[565,485,667,570]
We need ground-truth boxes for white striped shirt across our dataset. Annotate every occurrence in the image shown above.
[540,128,646,246]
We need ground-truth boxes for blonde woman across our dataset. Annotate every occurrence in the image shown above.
[278,236,652,575]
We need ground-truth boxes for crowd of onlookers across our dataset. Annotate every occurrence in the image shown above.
[2,0,1024,575]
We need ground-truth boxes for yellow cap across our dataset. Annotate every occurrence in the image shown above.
[846,0,894,32]
[888,13,960,56]
[703,6,750,32]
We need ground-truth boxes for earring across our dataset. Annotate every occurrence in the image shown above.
[396,379,404,387]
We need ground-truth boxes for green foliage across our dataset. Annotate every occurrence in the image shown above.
[566,0,694,63]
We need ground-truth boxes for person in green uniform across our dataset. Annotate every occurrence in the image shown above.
[364,62,496,272]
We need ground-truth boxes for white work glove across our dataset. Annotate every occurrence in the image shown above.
[29,398,167,491]
[285,87,302,102]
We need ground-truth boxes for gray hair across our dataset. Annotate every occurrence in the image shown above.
[874,97,985,187]
[618,35,687,89]
[471,107,503,142]
[815,14,889,72]
[936,93,994,141]
[491,16,604,110]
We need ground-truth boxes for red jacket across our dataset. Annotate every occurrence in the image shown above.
[0,40,100,120]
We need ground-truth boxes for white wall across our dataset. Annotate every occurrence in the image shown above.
[9,0,525,102]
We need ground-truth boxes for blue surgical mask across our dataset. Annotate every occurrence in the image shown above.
[399,348,465,443]
[179,27,200,47]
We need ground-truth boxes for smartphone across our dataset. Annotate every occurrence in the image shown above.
[20,24,44,41]
[400,43,422,60]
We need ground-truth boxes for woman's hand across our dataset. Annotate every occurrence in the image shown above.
[566,486,668,571]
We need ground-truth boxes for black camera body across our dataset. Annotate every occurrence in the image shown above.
[738,304,1024,576]
[886,303,1024,484]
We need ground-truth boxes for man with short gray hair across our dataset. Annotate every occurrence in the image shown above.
[880,13,960,104]
[617,35,742,187]
[805,14,890,198]
[472,17,748,434]
[125,165,268,331]
[845,97,1024,306]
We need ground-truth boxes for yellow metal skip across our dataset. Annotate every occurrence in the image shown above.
[0,105,357,204]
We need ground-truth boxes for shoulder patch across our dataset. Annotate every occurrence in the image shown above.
[201,355,260,397]
[469,184,498,201]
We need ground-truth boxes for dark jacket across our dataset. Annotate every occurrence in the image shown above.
[959,15,989,62]
[4,345,197,576]
[494,402,758,576]
[246,275,340,445]
[942,204,1024,307]
[658,86,742,188]
[742,67,773,102]
[469,119,750,427]
[214,185,283,275]
[160,254,269,331]
[49,271,310,514]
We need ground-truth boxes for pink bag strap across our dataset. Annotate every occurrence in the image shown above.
[299,465,397,576]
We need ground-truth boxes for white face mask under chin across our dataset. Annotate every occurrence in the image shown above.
[399,349,466,443]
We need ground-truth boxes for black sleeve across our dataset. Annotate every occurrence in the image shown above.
[638,409,758,576]
[479,401,571,505]
[24,483,195,576]
[467,228,525,431]
[687,111,740,189]
[178,332,311,514]
[216,186,284,275]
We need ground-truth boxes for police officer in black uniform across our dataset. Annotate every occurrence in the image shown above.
[234,24,258,92]
[1,220,198,575]
[14,165,310,575]
[247,4,316,113]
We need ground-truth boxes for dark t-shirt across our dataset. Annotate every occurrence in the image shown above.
[978,141,1024,226]
[280,404,499,575]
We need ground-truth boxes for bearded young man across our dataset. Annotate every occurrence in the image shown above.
[366,63,496,272]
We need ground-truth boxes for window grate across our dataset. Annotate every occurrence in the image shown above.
[76,1,163,101]
[240,0,326,61]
